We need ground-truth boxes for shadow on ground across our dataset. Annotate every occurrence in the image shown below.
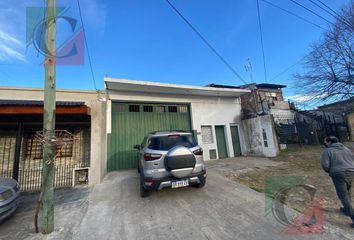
[0,187,90,240]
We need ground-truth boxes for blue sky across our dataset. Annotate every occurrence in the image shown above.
[0,0,350,102]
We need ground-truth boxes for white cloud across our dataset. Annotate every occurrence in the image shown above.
[0,1,27,63]
[0,29,22,46]
[0,29,26,62]
[0,43,26,62]
[286,94,327,103]
[287,94,315,103]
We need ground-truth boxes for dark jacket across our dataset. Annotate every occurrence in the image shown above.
[320,143,354,176]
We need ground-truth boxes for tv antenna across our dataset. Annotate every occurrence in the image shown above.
[244,58,253,82]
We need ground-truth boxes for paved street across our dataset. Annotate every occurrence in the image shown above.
[1,158,354,240]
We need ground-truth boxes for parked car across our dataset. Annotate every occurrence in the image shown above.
[135,131,206,197]
[0,177,20,222]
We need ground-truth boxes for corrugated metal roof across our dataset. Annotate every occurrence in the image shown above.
[0,100,85,106]
[105,78,250,98]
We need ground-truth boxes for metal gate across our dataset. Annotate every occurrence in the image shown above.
[279,124,297,144]
[107,102,192,171]
[0,126,90,191]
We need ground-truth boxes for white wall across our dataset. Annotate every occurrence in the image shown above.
[190,101,243,160]
[270,109,295,124]
[107,90,245,160]
[241,115,279,157]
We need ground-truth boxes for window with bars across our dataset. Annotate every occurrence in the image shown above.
[201,126,213,144]
[168,106,178,112]
[129,105,140,112]
[114,104,189,113]
[143,105,153,112]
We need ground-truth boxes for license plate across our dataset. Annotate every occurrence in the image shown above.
[172,179,189,188]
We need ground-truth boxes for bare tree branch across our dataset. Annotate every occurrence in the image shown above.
[294,2,354,102]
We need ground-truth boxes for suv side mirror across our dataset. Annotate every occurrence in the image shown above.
[134,144,141,150]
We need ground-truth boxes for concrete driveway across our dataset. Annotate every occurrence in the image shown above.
[73,160,353,240]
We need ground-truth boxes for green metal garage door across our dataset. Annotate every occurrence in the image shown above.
[230,125,242,156]
[107,102,192,171]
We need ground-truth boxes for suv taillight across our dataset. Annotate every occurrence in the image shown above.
[144,153,162,161]
[167,134,180,138]
[193,148,203,156]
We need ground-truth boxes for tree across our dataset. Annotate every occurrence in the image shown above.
[294,2,354,102]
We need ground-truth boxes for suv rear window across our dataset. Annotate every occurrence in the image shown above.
[148,135,197,150]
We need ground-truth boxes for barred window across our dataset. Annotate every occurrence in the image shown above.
[143,105,153,112]
[168,106,178,112]
[201,126,213,144]
[129,105,140,112]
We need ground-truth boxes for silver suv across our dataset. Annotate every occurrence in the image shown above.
[135,131,206,197]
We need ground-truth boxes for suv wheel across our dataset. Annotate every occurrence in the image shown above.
[140,184,149,198]
[140,174,149,198]
[193,177,206,188]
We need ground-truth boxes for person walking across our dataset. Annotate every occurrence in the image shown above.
[320,136,354,228]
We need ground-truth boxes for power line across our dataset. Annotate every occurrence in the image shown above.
[262,0,326,30]
[270,60,302,81]
[76,0,98,91]
[315,0,354,30]
[290,0,333,25]
[317,0,342,16]
[164,0,247,84]
[263,0,350,43]
[256,0,268,82]
[308,0,339,19]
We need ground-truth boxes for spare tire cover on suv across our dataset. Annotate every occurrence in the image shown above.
[165,146,196,178]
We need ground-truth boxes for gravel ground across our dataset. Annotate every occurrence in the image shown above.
[231,142,354,231]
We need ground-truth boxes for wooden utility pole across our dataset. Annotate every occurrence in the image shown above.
[41,0,56,234]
